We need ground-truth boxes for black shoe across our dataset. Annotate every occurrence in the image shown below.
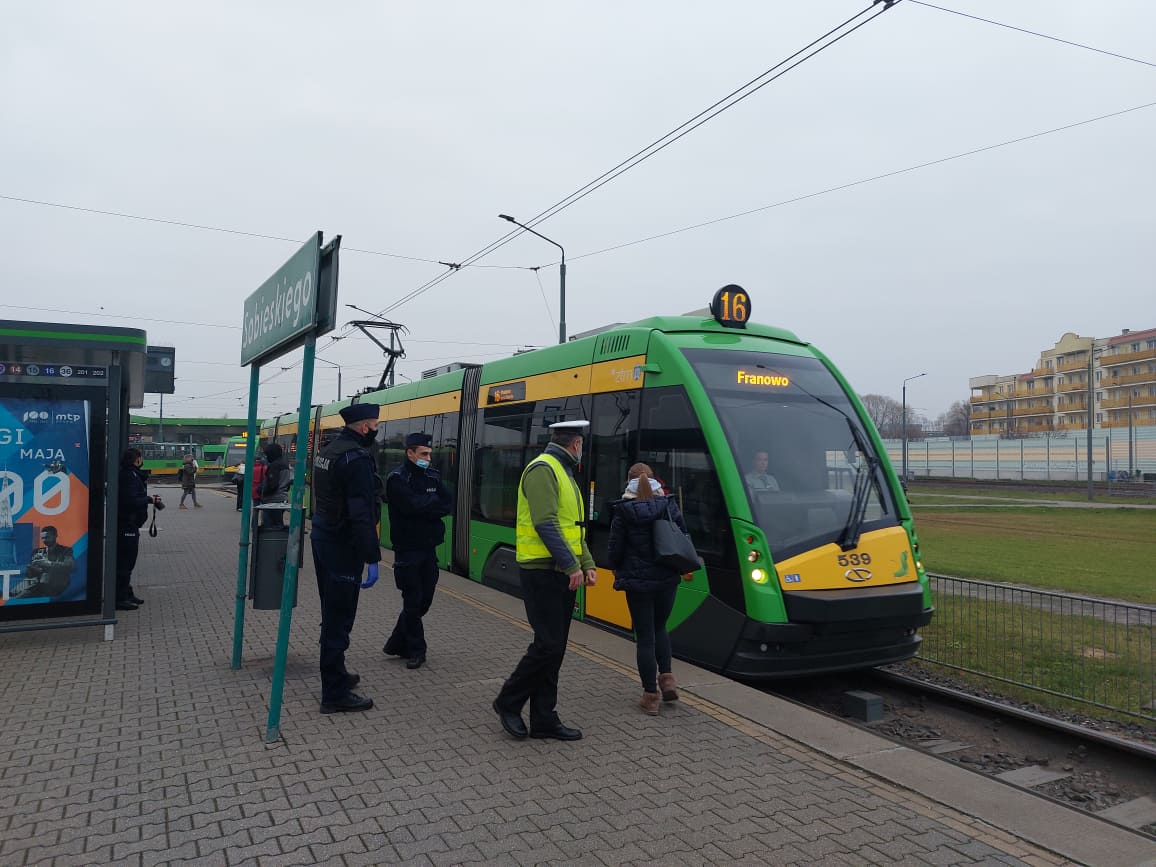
[383,641,406,657]
[115,600,138,611]
[129,595,144,605]
[320,692,373,714]
[492,699,528,739]
[406,654,425,670]
[530,723,583,741]
[343,672,361,689]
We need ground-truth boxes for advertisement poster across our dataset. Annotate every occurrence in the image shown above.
[0,397,92,609]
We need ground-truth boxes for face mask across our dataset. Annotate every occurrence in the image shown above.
[415,458,431,469]
[573,448,583,463]
[358,429,378,447]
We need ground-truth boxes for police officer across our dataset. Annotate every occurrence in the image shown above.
[310,403,382,714]
[381,432,453,670]
[493,420,596,741]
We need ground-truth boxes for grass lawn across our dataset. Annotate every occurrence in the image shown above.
[912,507,1156,604]
[916,595,1154,722]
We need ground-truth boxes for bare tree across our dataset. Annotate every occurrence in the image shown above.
[860,393,904,438]
[936,400,972,437]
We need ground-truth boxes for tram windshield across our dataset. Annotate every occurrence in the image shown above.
[684,348,897,561]
[224,441,248,469]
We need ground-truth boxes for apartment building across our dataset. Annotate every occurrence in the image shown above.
[969,327,1156,437]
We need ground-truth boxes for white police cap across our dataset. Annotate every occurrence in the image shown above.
[548,420,590,430]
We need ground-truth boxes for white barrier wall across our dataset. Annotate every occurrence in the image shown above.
[883,427,1156,481]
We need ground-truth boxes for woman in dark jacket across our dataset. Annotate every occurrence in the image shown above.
[607,462,693,715]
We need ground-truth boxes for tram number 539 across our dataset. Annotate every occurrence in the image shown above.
[837,553,871,567]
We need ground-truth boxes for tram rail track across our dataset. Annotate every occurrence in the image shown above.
[765,667,1156,839]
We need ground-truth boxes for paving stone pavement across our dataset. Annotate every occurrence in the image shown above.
[0,485,1084,866]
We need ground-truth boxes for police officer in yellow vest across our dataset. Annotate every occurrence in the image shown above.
[493,420,596,741]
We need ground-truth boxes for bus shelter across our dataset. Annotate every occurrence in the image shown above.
[0,320,151,639]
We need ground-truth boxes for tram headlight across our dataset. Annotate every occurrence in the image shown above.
[749,568,769,584]
[747,550,760,563]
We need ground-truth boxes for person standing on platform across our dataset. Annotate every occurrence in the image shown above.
[260,443,291,527]
[607,463,691,715]
[493,420,596,742]
[310,404,382,714]
[177,454,201,509]
[233,461,245,511]
[116,448,160,611]
[381,432,453,670]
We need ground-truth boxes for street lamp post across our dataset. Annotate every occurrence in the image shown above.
[902,373,927,481]
[499,214,566,344]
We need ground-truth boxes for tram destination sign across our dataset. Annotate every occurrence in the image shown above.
[241,232,338,366]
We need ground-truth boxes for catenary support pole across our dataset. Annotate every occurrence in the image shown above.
[231,363,261,670]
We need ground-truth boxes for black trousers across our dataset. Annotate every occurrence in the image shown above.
[624,583,678,692]
[115,527,140,602]
[311,539,362,702]
[495,567,576,730]
[385,548,439,656]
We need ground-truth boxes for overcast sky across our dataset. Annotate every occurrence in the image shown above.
[2,1,1153,425]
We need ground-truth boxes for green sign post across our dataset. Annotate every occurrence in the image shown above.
[231,231,340,744]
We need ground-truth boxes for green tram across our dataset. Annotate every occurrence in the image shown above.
[139,442,203,478]
[263,287,933,677]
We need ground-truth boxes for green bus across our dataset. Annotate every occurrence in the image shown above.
[263,286,933,678]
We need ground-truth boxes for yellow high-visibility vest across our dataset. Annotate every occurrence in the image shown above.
[515,452,583,563]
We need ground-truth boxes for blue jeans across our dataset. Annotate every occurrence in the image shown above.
[625,583,678,693]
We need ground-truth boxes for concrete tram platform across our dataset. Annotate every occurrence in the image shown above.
[1,487,1152,866]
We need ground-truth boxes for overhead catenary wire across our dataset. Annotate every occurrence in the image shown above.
[909,0,1156,69]
[566,98,1156,263]
[363,1,903,322]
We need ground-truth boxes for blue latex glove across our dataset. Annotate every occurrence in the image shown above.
[361,563,379,589]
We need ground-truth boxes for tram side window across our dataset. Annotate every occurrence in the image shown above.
[429,411,459,495]
[378,418,411,480]
[636,386,732,567]
[585,390,640,564]
[473,397,590,526]
[474,405,527,525]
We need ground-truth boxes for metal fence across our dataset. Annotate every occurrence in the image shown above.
[919,575,1156,722]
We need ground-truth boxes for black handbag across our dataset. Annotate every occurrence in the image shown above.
[652,500,700,573]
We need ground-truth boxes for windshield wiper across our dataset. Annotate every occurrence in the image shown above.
[838,418,879,551]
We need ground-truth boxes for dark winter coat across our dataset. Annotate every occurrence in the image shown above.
[262,456,291,503]
[118,464,152,530]
[607,495,687,593]
[386,461,453,552]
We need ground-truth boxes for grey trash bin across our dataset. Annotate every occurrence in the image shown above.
[249,505,299,610]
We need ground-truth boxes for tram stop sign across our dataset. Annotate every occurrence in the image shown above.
[240,232,339,367]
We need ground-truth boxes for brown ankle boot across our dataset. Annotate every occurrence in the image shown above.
[658,673,679,702]
[639,691,660,715]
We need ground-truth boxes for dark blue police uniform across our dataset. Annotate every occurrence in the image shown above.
[383,433,453,667]
[311,407,382,711]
